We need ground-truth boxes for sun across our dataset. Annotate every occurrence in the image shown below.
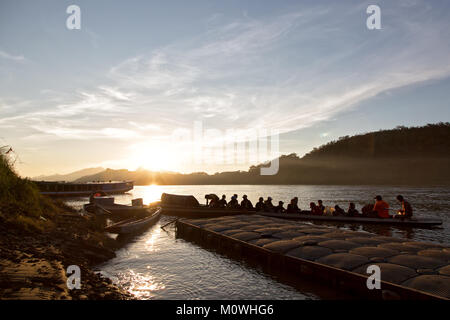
[128,141,179,172]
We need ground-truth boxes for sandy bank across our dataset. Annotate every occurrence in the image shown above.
[0,212,133,300]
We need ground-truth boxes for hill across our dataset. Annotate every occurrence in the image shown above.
[32,167,104,182]
[302,123,450,160]
[75,123,450,185]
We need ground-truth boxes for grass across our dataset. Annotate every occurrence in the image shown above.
[0,151,59,232]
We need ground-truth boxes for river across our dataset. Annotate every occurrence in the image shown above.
[65,185,449,299]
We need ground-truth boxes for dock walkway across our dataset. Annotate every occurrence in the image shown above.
[176,214,450,300]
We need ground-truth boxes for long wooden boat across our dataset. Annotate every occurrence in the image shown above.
[160,193,252,218]
[161,206,441,227]
[35,180,133,197]
[83,196,146,220]
[159,193,442,227]
[160,205,253,218]
[260,212,443,227]
[84,202,145,216]
[104,208,162,234]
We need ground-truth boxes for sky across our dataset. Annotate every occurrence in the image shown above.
[1,0,450,177]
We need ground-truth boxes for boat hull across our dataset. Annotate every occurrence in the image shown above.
[35,181,134,197]
[160,205,255,218]
[105,208,162,234]
[84,203,145,215]
[161,206,442,227]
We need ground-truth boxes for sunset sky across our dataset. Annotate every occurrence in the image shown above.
[1,0,450,177]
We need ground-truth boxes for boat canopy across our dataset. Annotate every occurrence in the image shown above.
[161,193,200,207]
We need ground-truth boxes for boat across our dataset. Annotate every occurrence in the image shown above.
[159,193,442,227]
[84,199,144,216]
[34,180,134,197]
[260,212,443,227]
[161,205,253,218]
[104,208,162,234]
[159,193,252,218]
[83,195,147,220]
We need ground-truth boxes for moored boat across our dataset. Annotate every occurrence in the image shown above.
[84,200,144,216]
[83,195,146,220]
[159,193,252,218]
[104,208,162,234]
[161,205,253,218]
[159,193,442,227]
[34,180,134,197]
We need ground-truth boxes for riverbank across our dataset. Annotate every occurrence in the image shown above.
[0,207,133,300]
[0,151,134,299]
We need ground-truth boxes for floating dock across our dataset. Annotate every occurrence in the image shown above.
[176,215,450,300]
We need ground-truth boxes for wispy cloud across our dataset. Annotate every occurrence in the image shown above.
[0,49,26,62]
[2,0,450,172]
[89,1,450,138]
[26,125,141,141]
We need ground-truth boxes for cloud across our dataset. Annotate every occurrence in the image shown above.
[98,1,450,139]
[0,50,26,62]
[3,1,450,149]
[26,125,141,141]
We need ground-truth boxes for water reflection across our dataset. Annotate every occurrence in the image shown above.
[70,185,449,300]
[144,228,160,252]
[117,269,166,299]
[97,217,326,300]
[141,184,163,204]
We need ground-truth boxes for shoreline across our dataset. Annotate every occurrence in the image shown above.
[0,209,133,300]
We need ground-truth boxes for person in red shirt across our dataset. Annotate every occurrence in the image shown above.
[373,195,390,218]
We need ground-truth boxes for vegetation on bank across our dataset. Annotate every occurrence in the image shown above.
[303,122,450,159]
[71,123,450,186]
[0,148,132,300]
[0,148,62,232]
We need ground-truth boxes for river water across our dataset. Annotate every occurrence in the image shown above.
[66,185,449,299]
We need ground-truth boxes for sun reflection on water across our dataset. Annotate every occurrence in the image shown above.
[142,184,164,205]
[119,269,166,299]
[144,227,161,252]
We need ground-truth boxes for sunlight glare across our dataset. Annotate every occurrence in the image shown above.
[142,184,163,204]
[127,141,180,172]
[145,228,161,252]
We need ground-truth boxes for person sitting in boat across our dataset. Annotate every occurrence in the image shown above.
[347,202,360,217]
[205,194,220,208]
[395,195,413,218]
[317,200,325,213]
[255,197,266,212]
[361,204,376,218]
[240,195,253,210]
[287,198,301,213]
[310,202,322,215]
[274,201,286,213]
[264,197,275,212]
[333,205,345,216]
[217,195,227,208]
[373,195,390,219]
[227,194,240,209]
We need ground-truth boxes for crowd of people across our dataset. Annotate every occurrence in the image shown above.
[205,194,413,219]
